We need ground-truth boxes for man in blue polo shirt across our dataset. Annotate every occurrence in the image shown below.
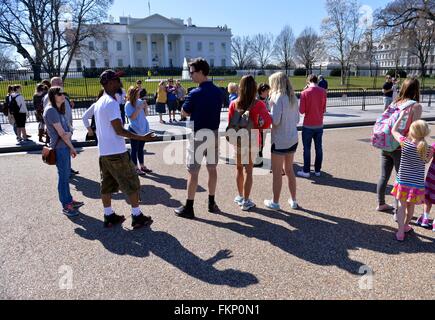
[174,58,223,219]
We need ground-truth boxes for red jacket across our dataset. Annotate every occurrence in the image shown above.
[300,86,327,127]
[228,99,272,145]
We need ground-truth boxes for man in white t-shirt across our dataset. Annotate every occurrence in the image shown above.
[95,69,158,229]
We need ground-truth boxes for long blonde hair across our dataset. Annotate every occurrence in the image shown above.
[269,72,297,108]
[408,120,431,162]
[127,86,140,106]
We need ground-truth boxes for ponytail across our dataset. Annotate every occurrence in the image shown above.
[417,140,430,162]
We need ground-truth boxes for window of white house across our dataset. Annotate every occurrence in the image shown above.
[221,42,226,51]
[169,58,173,67]
[76,60,82,69]
[221,59,226,67]
[210,58,215,67]
[136,42,142,51]
[90,59,96,68]
[168,42,172,51]
[104,59,110,68]
[118,59,123,67]
[116,41,122,51]
[152,42,157,52]
[89,41,95,51]
[185,41,191,51]
[209,42,215,52]
[102,41,108,51]
[197,42,202,51]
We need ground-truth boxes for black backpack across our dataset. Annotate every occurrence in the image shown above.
[9,95,21,114]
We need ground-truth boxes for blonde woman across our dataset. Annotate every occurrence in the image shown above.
[264,72,300,211]
[125,86,152,176]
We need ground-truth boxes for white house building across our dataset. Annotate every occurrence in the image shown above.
[73,14,232,69]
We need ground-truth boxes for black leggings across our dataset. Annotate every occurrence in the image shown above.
[377,149,401,205]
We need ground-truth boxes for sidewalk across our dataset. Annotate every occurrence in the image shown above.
[0,103,433,153]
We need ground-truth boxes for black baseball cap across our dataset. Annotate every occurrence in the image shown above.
[100,69,124,85]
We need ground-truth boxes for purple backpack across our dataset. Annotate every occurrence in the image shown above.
[371,100,416,152]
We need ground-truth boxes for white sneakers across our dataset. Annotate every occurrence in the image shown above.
[264,199,299,210]
[297,171,321,178]
[235,196,256,211]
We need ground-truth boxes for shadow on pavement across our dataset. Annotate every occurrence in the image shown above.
[146,172,206,192]
[195,207,434,275]
[71,213,259,288]
[293,163,379,194]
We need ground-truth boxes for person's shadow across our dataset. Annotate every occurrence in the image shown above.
[70,175,183,208]
[146,172,206,192]
[71,213,259,288]
[195,207,434,275]
[293,163,379,194]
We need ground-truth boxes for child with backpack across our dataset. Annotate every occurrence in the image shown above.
[391,118,433,241]
[227,75,272,211]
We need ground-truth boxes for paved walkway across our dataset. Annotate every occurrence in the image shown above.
[0,126,433,299]
[0,102,433,153]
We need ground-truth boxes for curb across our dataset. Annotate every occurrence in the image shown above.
[3,117,435,154]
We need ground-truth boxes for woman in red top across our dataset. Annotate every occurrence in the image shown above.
[228,75,272,211]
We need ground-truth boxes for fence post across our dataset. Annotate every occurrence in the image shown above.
[362,89,366,111]
[429,87,433,108]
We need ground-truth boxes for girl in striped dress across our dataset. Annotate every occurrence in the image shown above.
[417,149,435,231]
[391,118,433,241]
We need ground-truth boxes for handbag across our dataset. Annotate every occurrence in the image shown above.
[42,137,60,165]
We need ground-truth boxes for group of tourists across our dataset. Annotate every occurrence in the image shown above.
[4,57,433,242]
[174,60,328,218]
[155,78,187,124]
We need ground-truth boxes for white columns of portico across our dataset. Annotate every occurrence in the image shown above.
[179,35,185,67]
[146,34,153,68]
[163,34,169,67]
[128,33,135,67]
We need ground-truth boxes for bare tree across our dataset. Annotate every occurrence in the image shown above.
[376,0,435,29]
[0,45,17,69]
[294,27,323,75]
[0,0,113,81]
[407,18,435,76]
[274,25,295,75]
[251,33,274,70]
[231,36,254,69]
[321,0,365,85]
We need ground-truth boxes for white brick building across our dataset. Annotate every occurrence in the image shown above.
[73,14,232,69]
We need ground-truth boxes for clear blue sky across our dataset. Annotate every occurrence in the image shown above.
[109,0,391,37]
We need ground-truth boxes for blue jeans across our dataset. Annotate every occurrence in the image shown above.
[56,147,73,208]
[302,127,324,173]
[130,139,146,166]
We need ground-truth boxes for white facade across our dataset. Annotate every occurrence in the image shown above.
[73,14,232,69]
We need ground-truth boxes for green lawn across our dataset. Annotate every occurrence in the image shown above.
[1,75,434,101]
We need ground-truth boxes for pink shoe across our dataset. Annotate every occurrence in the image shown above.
[396,231,405,242]
[416,215,431,228]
